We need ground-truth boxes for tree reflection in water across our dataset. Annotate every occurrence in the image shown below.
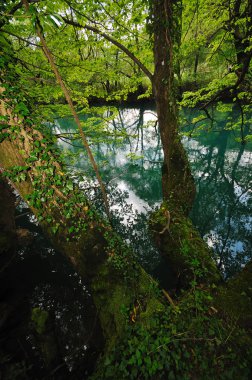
[56,105,252,279]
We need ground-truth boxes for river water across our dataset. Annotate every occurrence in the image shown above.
[55,104,252,279]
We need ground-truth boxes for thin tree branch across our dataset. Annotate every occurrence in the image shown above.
[22,0,111,221]
[0,28,41,47]
[61,16,153,82]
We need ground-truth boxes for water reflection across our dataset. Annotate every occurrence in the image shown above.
[185,125,252,277]
[2,201,103,378]
[55,105,252,278]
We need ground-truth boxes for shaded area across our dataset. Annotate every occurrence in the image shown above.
[0,184,103,380]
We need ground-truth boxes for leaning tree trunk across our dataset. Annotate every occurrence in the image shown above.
[152,0,195,214]
[0,86,166,350]
[21,0,111,221]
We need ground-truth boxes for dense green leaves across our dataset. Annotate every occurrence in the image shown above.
[1,0,250,117]
[102,294,252,379]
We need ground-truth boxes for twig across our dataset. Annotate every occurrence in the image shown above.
[15,211,31,219]
[162,289,176,308]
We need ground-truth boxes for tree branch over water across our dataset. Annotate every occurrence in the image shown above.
[61,16,154,82]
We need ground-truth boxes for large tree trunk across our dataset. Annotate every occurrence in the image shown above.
[0,88,164,349]
[152,0,195,214]
[231,0,252,85]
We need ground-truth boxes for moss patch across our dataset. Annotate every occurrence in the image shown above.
[31,308,49,335]
[215,262,252,329]
[150,202,221,289]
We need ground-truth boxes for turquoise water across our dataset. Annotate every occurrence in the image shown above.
[55,105,252,278]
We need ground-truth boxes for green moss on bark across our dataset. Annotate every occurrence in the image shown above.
[150,202,221,289]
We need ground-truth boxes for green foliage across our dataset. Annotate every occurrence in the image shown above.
[104,229,138,280]
[101,283,252,379]
[103,308,251,378]
[0,52,96,241]
[0,0,153,109]
[126,152,144,160]
[31,307,49,335]
[3,165,29,183]
[179,102,252,144]
[99,199,252,378]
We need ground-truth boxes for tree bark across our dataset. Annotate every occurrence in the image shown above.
[0,88,164,347]
[152,0,195,214]
[62,2,196,213]
[22,0,111,220]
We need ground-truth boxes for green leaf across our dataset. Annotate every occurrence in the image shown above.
[66,182,74,191]
[51,225,59,234]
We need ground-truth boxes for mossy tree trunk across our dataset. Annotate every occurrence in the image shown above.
[231,0,252,84]
[152,0,195,213]
[56,1,195,213]
[0,88,164,349]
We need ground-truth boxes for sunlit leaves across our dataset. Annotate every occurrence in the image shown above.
[1,0,153,114]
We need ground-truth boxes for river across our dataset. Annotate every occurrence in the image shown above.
[55,104,252,279]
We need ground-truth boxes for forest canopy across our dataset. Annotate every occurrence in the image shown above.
[1,0,251,106]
